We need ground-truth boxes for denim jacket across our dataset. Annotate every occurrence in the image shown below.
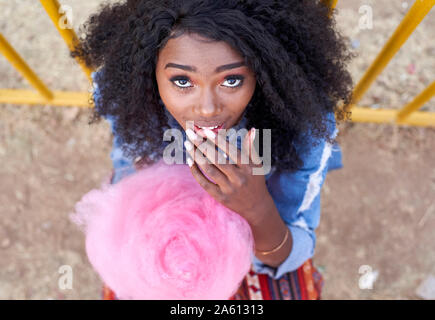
[91,71,343,279]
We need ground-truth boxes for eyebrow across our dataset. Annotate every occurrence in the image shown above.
[164,61,246,73]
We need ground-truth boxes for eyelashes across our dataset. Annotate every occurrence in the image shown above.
[169,75,245,92]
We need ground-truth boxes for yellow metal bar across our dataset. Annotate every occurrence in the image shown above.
[0,33,54,100]
[1,89,434,128]
[39,0,93,83]
[351,0,435,105]
[321,0,338,17]
[350,106,435,128]
[0,89,90,107]
[321,0,338,9]
[396,81,435,124]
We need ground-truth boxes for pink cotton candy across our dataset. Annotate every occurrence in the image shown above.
[70,159,254,300]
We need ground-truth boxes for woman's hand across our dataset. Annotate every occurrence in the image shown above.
[184,127,271,226]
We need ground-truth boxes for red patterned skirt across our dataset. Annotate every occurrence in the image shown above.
[102,258,323,300]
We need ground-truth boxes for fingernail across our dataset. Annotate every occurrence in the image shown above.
[187,157,193,167]
[184,140,193,151]
[204,129,216,140]
[250,128,256,144]
[186,128,199,141]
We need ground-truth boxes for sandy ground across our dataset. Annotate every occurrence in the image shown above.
[0,0,434,299]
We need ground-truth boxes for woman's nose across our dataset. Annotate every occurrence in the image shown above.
[196,104,221,118]
[194,89,222,117]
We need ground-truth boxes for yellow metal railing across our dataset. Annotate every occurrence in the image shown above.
[0,0,91,107]
[40,0,93,82]
[0,33,54,100]
[0,0,434,127]
[349,0,435,127]
[321,0,338,17]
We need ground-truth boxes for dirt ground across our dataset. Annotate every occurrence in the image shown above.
[0,0,434,299]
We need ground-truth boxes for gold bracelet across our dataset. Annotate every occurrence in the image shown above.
[256,228,289,256]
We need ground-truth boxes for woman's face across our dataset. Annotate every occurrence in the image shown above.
[155,32,256,133]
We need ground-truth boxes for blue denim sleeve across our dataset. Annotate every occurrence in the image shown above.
[251,112,340,279]
[91,71,136,184]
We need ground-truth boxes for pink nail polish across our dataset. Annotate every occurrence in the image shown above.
[250,128,256,144]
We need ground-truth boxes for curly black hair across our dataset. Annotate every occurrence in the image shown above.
[71,0,354,173]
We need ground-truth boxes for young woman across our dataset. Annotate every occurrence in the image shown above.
[72,0,353,300]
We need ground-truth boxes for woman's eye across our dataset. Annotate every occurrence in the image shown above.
[222,77,244,88]
[171,77,192,89]
[170,75,244,91]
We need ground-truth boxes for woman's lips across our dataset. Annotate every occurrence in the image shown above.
[194,123,224,135]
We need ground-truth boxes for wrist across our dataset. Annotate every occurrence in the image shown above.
[246,192,275,227]
[254,226,292,268]
[244,193,293,267]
